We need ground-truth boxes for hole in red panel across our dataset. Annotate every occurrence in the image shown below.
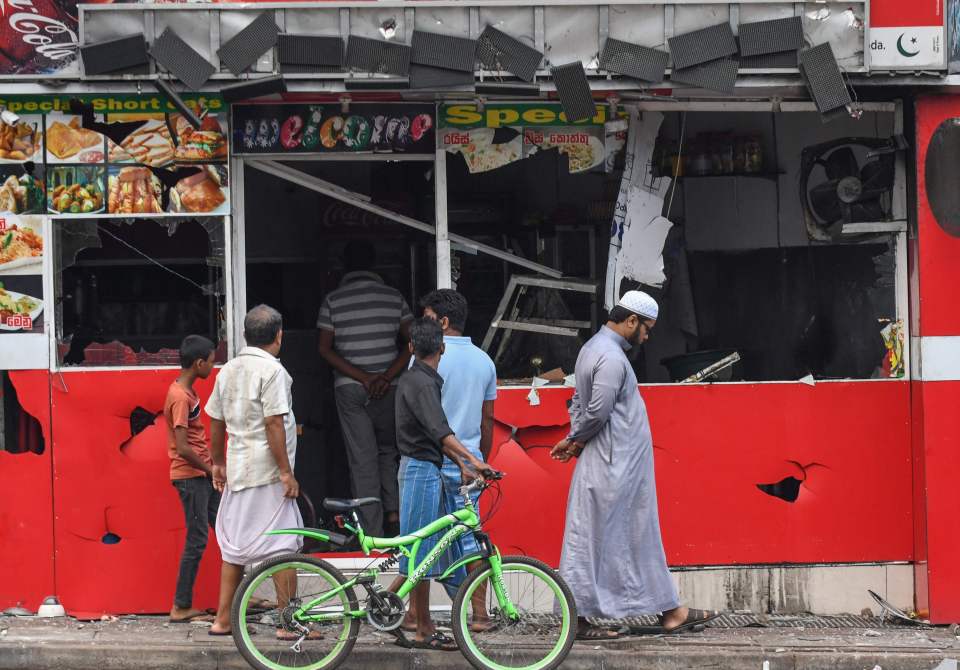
[129,406,159,437]
[926,118,960,238]
[756,476,802,503]
[2,372,44,455]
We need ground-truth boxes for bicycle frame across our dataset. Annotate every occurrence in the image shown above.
[264,488,520,623]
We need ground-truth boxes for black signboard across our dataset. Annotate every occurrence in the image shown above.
[231,103,435,155]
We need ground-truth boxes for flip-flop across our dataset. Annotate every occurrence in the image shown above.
[169,612,215,624]
[208,626,256,637]
[659,608,721,634]
[575,624,621,641]
[410,632,458,651]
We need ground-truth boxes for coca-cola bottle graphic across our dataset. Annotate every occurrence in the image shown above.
[0,0,97,75]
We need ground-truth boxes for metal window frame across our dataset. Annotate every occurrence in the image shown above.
[47,214,231,373]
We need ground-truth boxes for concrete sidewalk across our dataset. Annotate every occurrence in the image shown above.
[1,615,959,670]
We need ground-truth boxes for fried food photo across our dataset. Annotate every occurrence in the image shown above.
[46,117,101,160]
[107,120,175,167]
[49,181,104,214]
[0,174,43,214]
[0,119,41,161]
[170,166,225,213]
[108,166,163,214]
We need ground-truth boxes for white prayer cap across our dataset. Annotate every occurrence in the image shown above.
[618,290,658,320]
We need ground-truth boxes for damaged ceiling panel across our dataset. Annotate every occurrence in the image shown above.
[413,7,471,38]
[544,6,600,68]
[350,8,408,41]
[154,10,213,62]
[802,4,865,69]
[219,11,275,73]
[283,8,341,36]
[607,5,666,48]
[673,4,731,42]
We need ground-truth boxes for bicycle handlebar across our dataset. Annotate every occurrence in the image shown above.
[459,470,505,495]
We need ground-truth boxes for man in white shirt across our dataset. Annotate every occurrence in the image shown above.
[206,304,303,637]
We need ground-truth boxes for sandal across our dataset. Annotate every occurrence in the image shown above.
[659,608,721,634]
[415,632,459,651]
[576,624,621,641]
[207,625,256,637]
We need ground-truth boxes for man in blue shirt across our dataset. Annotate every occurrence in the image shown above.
[403,289,497,633]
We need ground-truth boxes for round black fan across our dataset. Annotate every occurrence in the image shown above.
[800,137,897,241]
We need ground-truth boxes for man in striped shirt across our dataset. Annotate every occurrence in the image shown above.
[318,240,413,537]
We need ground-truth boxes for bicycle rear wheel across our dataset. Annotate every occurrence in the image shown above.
[231,554,360,670]
[451,555,577,670]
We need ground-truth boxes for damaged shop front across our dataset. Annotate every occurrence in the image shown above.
[0,91,916,620]
[2,0,952,624]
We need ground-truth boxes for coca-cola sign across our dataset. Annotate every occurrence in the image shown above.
[0,0,79,75]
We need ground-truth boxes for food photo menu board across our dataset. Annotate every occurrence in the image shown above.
[0,93,231,368]
[0,94,230,218]
[0,214,47,369]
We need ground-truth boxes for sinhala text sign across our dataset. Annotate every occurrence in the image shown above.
[438,102,626,174]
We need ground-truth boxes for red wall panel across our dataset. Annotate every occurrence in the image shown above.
[46,370,222,617]
[912,380,960,620]
[911,95,960,622]
[915,96,960,336]
[0,371,54,612]
[3,370,913,614]
[487,382,913,567]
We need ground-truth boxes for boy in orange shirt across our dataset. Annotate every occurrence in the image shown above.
[165,335,218,623]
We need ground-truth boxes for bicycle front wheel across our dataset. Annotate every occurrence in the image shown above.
[451,555,577,670]
[231,554,360,670]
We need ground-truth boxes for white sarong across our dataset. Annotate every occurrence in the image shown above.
[215,480,303,566]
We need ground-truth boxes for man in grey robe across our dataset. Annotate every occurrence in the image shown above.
[551,290,718,640]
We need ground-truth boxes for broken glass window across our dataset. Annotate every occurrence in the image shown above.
[54,217,227,367]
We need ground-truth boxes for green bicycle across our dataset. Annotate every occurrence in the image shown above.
[230,471,577,670]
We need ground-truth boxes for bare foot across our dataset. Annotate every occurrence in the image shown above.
[401,618,419,632]
[470,617,496,633]
[660,606,689,630]
[660,607,720,633]
[208,616,232,636]
[169,607,214,623]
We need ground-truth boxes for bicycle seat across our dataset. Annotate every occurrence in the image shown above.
[322,497,381,512]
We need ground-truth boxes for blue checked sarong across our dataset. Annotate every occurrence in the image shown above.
[398,456,453,579]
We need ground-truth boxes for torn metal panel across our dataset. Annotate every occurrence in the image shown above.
[488,380,912,569]
[616,213,673,290]
[0,371,54,613]
[46,369,223,616]
[604,108,671,310]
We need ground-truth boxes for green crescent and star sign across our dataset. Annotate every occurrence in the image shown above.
[868,26,944,68]
[897,34,921,57]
